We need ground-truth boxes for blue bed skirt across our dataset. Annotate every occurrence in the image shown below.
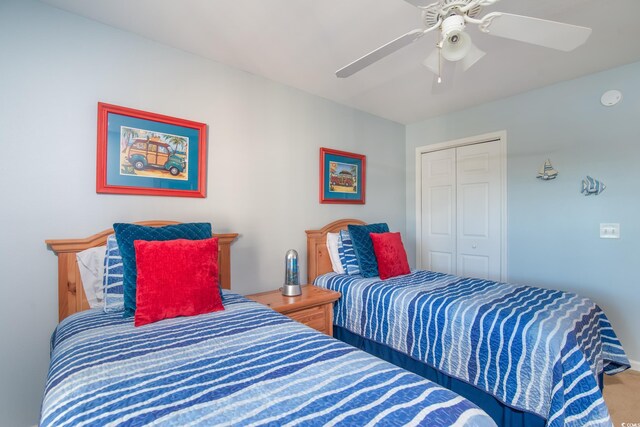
[335,325,548,427]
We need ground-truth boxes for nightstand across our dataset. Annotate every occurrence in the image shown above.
[246,285,341,335]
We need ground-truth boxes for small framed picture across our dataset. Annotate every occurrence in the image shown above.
[319,147,366,204]
[96,102,207,198]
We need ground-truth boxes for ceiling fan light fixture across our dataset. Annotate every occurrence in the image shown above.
[461,41,485,71]
[440,15,471,62]
[422,49,440,75]
[441,30,471,61]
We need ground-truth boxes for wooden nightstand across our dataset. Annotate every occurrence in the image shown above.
[246,285,341,335]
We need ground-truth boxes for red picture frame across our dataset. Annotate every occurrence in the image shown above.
[319,147,366,204]
[96,102,207,198]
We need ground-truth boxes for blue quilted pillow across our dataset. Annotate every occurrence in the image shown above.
[348,223,389,278]
[113,222,212,317]
[103,234,124,312]
[338,230,360,276]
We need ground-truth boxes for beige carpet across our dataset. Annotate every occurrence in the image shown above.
[604,369,640,426]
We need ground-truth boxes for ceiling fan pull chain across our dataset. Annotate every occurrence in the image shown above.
[437,38,444,84]
[438,50,443,84]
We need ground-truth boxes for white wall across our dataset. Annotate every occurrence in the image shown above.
[406,61,640,368]
[0,1,406,425]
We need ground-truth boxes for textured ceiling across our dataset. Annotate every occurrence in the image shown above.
[40,0,640,124]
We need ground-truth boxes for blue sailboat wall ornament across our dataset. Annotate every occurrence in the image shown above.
[537,159,558,180]
[581,176,606,196]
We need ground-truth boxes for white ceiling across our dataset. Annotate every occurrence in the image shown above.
[40,0,640,124]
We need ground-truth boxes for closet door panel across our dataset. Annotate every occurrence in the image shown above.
[456,141,502,281]
[420,148,456,275]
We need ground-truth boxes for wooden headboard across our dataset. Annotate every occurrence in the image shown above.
[305,218,366,284]
[46,220,238,322]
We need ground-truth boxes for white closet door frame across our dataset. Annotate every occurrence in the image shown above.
[415,130,508,281]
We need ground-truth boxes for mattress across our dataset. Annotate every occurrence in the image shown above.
[315,271,630,427]
[41,292,496,426]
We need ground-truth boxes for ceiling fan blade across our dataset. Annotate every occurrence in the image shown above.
[336,29,426,78]
[484,13,591,52]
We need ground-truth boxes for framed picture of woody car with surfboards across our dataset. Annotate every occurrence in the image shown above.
[96,102,207,198]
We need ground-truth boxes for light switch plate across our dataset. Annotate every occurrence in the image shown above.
[600,223,620,239]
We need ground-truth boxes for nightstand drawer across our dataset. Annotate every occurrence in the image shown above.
[288,305,326,331]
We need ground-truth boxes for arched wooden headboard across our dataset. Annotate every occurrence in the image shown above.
[46,220,238,321]
[305,218,366,284]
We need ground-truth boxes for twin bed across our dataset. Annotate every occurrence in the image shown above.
[42,222,495,426]
[42,219,629,427]
[307,219,630,427]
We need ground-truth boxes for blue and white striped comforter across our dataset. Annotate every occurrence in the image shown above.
[315,271,630,427]
[41,292,496,427]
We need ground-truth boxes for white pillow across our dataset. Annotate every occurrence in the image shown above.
[76,246,106,309]
[326,232,345,274]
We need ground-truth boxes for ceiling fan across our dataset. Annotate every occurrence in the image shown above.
[336,0,592,83]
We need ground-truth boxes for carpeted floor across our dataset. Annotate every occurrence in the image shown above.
[604,369,640,426]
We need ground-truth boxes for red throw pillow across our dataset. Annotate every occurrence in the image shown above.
[133,237,223,327]
[370,232,411,280]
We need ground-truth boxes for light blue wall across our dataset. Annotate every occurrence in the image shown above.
[406,61,640,365]
[2,0,638,425]
[0,1,405,425]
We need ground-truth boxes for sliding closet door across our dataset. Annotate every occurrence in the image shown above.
[456,141,502,281]
[419,139,503,280]
[420,148,456,275]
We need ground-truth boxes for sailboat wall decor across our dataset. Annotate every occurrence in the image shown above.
[536,159,558,180]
